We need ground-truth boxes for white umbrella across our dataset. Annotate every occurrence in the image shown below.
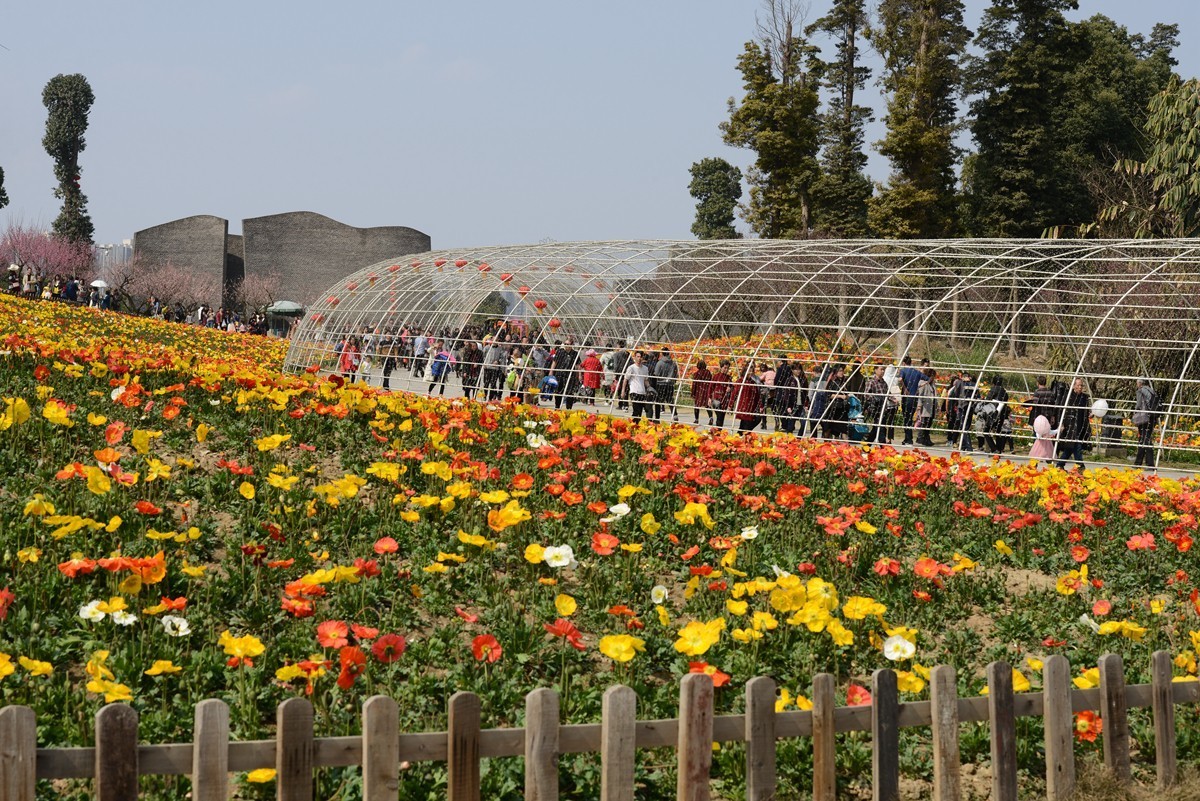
[90,279,109,288]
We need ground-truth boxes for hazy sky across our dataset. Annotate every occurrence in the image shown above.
[2,1,1196,248]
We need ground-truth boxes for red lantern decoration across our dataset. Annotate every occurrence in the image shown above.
[478,262,491,273]
[518,285,531,297]
[594,281,605,290]
[616,306,627,315]
[499,272,514,284]
[410,260,422,269]
[367,272,379,286]
[346,281,359,292]
[533,299,548,311]
[388,264,401,273]
[434,258,447,268]
[548,318,562,330]
[454,259,468,268]
[311,312,325,324]
[328,296,340,307]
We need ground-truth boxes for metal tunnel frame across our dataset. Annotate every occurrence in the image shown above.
[282,239,1200,468]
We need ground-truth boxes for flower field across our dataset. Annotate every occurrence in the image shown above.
[3,294,1200,798]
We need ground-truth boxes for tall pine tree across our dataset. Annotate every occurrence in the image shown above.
[688,158,744,239]
[962,0,1082,237]
[868,0,970,238]
[808,0,873,237]
[42,73,95,244]
[721,0,823,238]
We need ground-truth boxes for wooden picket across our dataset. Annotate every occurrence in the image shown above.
[6,651,1200,800]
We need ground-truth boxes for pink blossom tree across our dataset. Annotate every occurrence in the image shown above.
[0,224,95,294]
[227,271,282,315]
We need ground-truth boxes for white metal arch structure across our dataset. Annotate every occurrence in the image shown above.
[283,239,1200,468]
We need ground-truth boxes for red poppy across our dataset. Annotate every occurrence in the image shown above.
[608,605,636,617]
[587,501,607,514]
[373,536,400,554]
[281,597,315,617]
[372,633,407,663]
[134,500,162,516]
[775,483,810,509]
[1126,533,1156,551]
[1074,710,1102,742]
[688,661,731,688]
[873,558,901,577]
[1070,545,1089,563]
[1043,636,1066,647]
[472,634,502,663]
[33,364,50,382]
[354,558,381,578]
[1092,599,1112,616]
[512,473,534,490]
[592,532,620,555]
[336,646,367,689]
[316,619,350,648]
[847,685,872,706]
[455,607,479,623]
[58,556,97,579]
[0,587,14,620]
[680,545,700,561]
[351,624,379,640]
[544,618,586,650]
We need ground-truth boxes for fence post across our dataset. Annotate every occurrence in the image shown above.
[447,692,481,801]
[744,676,776,801]
[1099,653,1131,782]
[1043,655,1076,801]
[600,685,636,801]
[871,669,899,801]
[362,695,400,801]
[525,688,560,801]
[192,699,229,801]
[95,703,138,801]
[1151,650,1177,788]
[0,706,36,801]
[677,673,714,801]
[277,697,314,801]
[929,665,960,801]
[812,673,836,801]
[986,662,1017,801]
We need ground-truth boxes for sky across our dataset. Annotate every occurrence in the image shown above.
[2,1,1197,249]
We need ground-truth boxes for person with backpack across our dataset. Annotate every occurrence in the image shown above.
[427,340,453,396]
[915,369,937,447]
[1132,378,1159,469]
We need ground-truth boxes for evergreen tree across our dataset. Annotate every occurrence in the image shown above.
[42,73,95,244]
[808,0,873,237]
[1081,78,1200,238]
[0,167,8,211]
[962,0,1083,237]
[688,158,744,239]
[721,0,823,239]
[868,0,971,239]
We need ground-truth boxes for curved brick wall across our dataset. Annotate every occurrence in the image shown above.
[242,212,430,305]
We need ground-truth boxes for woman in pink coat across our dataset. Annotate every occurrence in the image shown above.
[1029,414,1057,461]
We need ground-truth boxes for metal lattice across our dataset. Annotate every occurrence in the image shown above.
[283,239,1200,468]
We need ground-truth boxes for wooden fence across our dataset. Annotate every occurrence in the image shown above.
[2,651,1196,801]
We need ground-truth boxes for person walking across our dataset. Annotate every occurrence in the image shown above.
[690,360,714,424]
[652,348,678,421]
[427,340,453,396]
[955,373,979,451]
[1132,378,1159,469]
[1029,415,1058,462]
[1027,375,1058,428]
[709,359,733,428]
[734,362,764,433]
[773,358,799,434]
[623,351,652,422]
[461,340,483,400]
[580,349,603,405]
[864,365,889,444]
[897,356,924,446]
[915,369,937,447]
[1055,378,1091,470]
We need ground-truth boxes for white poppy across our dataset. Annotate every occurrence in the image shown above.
[740,526,759,541]
[78,600,105,622]
[526,433,549,449]
[882,634,916,661]
[543,545,576,569]
[111,610,138,626]
[523,420,538,429]
[651,585,669,604]
[1078,613,1101,633]
[161,615,191,637]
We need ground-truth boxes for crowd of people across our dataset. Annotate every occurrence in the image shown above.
[329,324,1163,471]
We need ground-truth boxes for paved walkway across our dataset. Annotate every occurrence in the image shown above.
[354,365,1193,479]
